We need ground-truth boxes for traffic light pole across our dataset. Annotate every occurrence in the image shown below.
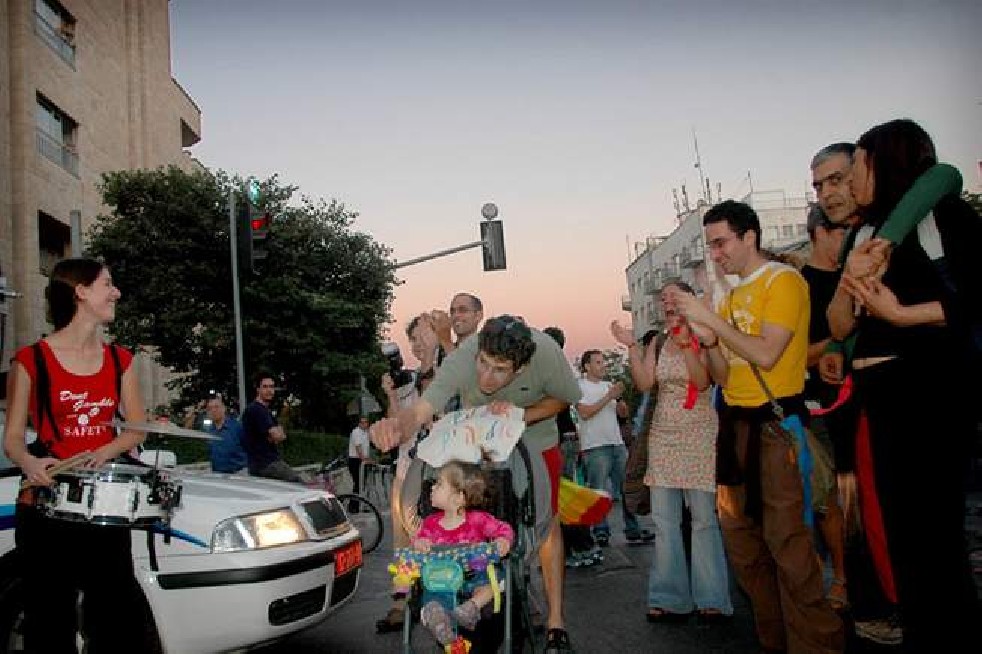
[393,239,484,269]
[229,190,247,412]
[394,203,506,270]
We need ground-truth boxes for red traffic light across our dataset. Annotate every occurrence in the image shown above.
[251,213,270,231]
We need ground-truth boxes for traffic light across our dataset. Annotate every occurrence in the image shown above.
[236,180,270,274]
[480,219,506,271]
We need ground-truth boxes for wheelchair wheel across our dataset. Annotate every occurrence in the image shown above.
[337,493,383,554]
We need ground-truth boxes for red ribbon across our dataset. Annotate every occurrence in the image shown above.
[678,332,701,410]
[809,375,853,416]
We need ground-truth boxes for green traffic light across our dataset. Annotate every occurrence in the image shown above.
[246,179,261,205]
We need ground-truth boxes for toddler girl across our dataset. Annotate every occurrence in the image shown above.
[416,460,514,643]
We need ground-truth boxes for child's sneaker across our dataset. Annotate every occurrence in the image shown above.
[587,546,604,563]
[453,599,481,631]
[421,601,455,645]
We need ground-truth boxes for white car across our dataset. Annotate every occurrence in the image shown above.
[0,417,363,653]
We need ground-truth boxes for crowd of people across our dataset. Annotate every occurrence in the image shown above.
[3,116,978,654]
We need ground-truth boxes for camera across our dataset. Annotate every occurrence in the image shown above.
[381,342,415,388]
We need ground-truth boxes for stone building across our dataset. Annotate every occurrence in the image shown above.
[0,0,201,412]
[624,190,810,338]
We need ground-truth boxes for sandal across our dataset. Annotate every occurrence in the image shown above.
[827,578,850,613]
[646,608,691,623]
[375,606,405,634]
[695,608,732,625]
[544,627,574,653]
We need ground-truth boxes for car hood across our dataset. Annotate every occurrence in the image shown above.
[162,470,334,546]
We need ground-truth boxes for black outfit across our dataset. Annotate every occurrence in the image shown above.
[800,263,859,473]
[16,506,150,653]
[851,197,981,651]
[241,400,281,474]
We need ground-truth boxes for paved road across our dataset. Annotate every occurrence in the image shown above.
[257,488,982,653]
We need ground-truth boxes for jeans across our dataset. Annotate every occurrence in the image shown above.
[582,444,639,537]
[647,486,733,614]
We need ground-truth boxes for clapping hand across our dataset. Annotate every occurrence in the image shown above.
[494,537,511,557]
[609,320,635,348]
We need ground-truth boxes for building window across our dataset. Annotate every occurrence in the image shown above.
[781,224,795,238]
[34,0,76,68]
[38,212,70,276]
[36,94,79,177]
[796,223,808,236]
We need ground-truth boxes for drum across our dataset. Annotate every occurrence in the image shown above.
[37,463,182,526]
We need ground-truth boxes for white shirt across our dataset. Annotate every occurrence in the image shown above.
[348,426,370,458]
[577,378,624,451]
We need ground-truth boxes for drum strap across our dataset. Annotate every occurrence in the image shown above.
[108,343,124,427]
[29,343,60,457]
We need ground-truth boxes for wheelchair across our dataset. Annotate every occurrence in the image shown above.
[394,441,540,653]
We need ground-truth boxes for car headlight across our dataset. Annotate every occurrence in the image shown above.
[211,509,307,552]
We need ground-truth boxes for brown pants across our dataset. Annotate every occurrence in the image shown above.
[717,418,844,654]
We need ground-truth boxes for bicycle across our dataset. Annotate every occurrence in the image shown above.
[306,454,384,554]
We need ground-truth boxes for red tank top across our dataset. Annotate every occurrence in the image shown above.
[14,341,133,459]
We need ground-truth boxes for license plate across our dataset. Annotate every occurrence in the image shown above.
[334,540,362,577]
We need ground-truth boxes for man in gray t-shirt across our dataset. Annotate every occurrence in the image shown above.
[371,315,581,653]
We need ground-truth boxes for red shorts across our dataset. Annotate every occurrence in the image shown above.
[541,445,561,513]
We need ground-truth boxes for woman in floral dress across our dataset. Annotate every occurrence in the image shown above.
[613,279,732,623]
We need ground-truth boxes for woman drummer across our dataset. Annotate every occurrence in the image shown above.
[3,257,151,651]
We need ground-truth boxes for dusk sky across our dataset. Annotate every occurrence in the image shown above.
[169,0,981,364]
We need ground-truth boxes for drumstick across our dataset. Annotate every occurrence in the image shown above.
[19,450,94,490]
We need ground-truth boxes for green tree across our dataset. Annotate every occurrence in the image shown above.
[86,166,397,430]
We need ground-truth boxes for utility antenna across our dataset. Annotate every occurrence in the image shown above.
[672,188,681,216]
[693,128,708,203]
[681,184,690,212]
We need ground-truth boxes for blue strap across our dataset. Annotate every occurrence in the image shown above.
[780,414,814,527]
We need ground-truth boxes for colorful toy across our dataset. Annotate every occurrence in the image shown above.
[387,559,421,596]
[388,542,504,646]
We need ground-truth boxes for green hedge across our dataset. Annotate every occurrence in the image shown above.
[162,430,349,467]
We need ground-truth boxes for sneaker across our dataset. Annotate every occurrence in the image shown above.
[565,551,599,568]
[626,529,656,544]
[854,614,903,646]
[587,547,604,563]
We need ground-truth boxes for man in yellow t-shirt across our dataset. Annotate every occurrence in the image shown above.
[668,200,843,654]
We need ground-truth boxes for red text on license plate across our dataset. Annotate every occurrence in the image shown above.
[335,540,362,577]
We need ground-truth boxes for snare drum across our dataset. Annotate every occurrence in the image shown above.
[37,463,182,526]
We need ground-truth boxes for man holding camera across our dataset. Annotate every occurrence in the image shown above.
[375,313,444,633]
